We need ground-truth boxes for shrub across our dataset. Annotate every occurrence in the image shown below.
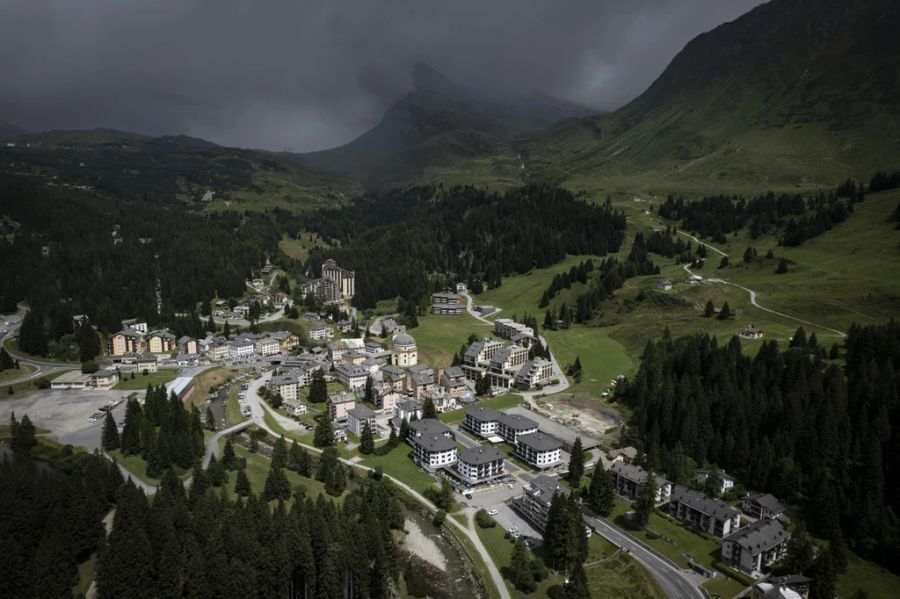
[432,510,446,528]
[404,565,430,598]
[81,360,99,374]
[475,509,497,529]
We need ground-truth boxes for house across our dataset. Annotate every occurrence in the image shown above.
[376,390,404,413]
[497,413,539,444]
[269,374,300,402]
[207,342,229,361]
[390,333,418,367]
[381,365,408,391]
[50,370,92,390]
[108,329,143,356]
[608,446,638,463]
[656,279,673,291]
[135,355,159,373]
[475,305,497,316]
[743,493,786,520]
[255,336,281,356]
[431,289,466,315]
[89,369,119,389]
[515,358,554,388]
[327,392,357,422]
[722,518,790,575]
[331,422,347,443]
[309,325,331,341]
[347,405,377,438]
[283,399,308,417]
[439,366,469,397]
[739,325,765,340]
[178,336,199,355]
[696,469,736,495]
[335,363,369,391]
[122,319,148,334]
[406,371,435,400]
[751,576,812,599]
[456,283,467,293]
[463,338,503,368]
[336,319,353,333]
[407,418,457,471]
[463,406,503,436]
[610,461,672,503]
[268,331,299,351]
[381,317,399,335]
[493,318,534,340]
[684,274,705,285]
[341,350,367,366]
[175,354,199,367]
[395,398,423,423]
[667,485,742,538]
[455,446,505,484]
[431,391,460,413]
[514,433,563,469]
[514,475,570,531]
[147,330,177,354]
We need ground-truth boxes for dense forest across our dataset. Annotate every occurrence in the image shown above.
[288,184,627,309]
[620,321,900,572]
[653,173,900,247]
[0,446,123,598]
[0,176,279,333]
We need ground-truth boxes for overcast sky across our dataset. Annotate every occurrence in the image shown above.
[0,0,762,152]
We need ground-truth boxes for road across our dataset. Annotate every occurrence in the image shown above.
[241,370,512,599]
[463,292,501,324]
[0,318,77,387]
[584,510,704,599]
[517,335,570,404]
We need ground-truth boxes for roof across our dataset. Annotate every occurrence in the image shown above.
[415,434,457,453]
[754,583,802,599]
[458,446,504,465]
[464,341,486,361]
[724,518,789,554]
[408,364,432,375]
[609,446,638,460]
[348,405,376,419]
[271,375,299,387]
[466,406,502,423]
[497,412,538,431]
[411,372,433,386]
[747,493,785,514]
[328,392,356,404]
[526,475,569,506]
[335,363,369,377]
[408,418,451,437]
[114,329,142,338]
[516,432,563,452]
[392,333,416,347]
[670,485,740,521]
[443,366,465,379]
[177,335,194,344]
[610,461,656,484]
[398,399,422,412]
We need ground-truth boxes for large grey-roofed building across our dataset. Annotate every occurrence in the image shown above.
[667,485,741,538]
[722,518,790,574]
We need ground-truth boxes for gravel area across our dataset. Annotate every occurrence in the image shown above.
[402,517,448,572]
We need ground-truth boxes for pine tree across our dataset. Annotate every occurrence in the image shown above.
[314,412,334,448]
[102,410,120,451]
[272,435,288,468]
[205,406,216,431]
[364,375,374,403]
[359,421,375,455]
[263,461,291,501]
[288,439,304,471]
[776,258,789,274]
[633,472,656,528]
[567,437,584,486]
[588,462,614,516]
[422,397,437,419]
[326,462,346,496]
[564,561,590,599]
[0,347,15,370]
[543,492,571,571]
[509,537,536,592]
[222,438,238,469]
[704,299,715,317]
[308,370,327,404]
[717,302,732,320]
[120,398,143,455]
[297,446,312,477]
[11,413,36,453]
[235,468,251,497]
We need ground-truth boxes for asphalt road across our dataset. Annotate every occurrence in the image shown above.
[583,510,704,599]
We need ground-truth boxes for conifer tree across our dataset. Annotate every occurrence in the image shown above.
[308,370,327,404]
[297,446,312,477]
[359,421,375,455]
[633,472,656,528]
[564,561,590,599]
[235,468,251,497]
[272,435,288,468]
[120,398,143,454]
[717,302,732,320]
[263,460,291,501]
[509,537,536,592]
[422,397,437,419]
[776,258,789,274]
[222,438,238,470]
[543,492,571,571]
[704,299,715,317]
[587,462,614,516]
[205,406,216,431]
[566,437,584,486]
[313,412,334,448]
[102,410,120,451]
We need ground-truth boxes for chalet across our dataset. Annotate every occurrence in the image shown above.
[722,518,790,575]
[610,461,672,503]
[514,475,570,531]
[514,433,563,469]
[283,399,308,417]
[136,355,159,373]
[336,319,353,333]
[309,325,331,341]
[743,493,786,520]
[656,279,673,291]
[439,366,469,397]
[406,371,435,400]
[268,331,299,351]
[407,418,457,471]
[331,422,347,443]
[739,325,764,340]
[608,446,638,463]
[394,399,423,423]
[667,485,742,538]
[455,446,505,484]
[347,405,377,437]
[696,469,736,495]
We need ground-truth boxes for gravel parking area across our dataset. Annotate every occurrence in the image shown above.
[0,388,135,450]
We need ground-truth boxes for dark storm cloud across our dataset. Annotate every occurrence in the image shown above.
[0,0,761,151]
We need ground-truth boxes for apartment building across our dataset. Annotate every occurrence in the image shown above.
[514,433,563,469]
[407,418,457,471]
[667,485,742,538]
[514,475,570,531]
[610,461,673,503]
[722,518,790,575]
[455,446,505,484]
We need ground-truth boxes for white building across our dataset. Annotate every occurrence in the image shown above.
[228,339,255,359]
[493,318,534,340]
[722,518,790,575]
[514,433,563,469]
[309,325,331,341]
[269,374,300,402]
[283,400,308,417]
[455,446,505,484]
[390,333,418,367]
[407,418,457,472]
[335,363,369,391]
[347,405,377,438]
[515,358,554,388]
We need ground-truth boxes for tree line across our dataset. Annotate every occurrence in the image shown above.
[538,259,594,308]
[619,321,900,573]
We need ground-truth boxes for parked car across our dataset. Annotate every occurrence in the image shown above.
[464,493,473,500]
[488,509,498,516]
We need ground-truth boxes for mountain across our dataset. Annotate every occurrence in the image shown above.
[520,0,900,193]
[299,63,595,186]
[0,119,29,139]
[0,128,363,212]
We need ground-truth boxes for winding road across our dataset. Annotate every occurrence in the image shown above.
[0,318,77,387]
[584,510,704,599]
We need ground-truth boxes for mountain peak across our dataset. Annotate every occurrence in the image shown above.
[411,63,468,98]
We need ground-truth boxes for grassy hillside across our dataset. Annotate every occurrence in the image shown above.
[0,129,363,213]
[520,0,900,195]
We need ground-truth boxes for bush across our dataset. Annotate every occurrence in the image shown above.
[475,509,497,529]
[404,565,430,598]
[81,360,99,374]
[432,510,446,528]
[531,559,548,581]
[547,585,566,599]
[35,377,51,389]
